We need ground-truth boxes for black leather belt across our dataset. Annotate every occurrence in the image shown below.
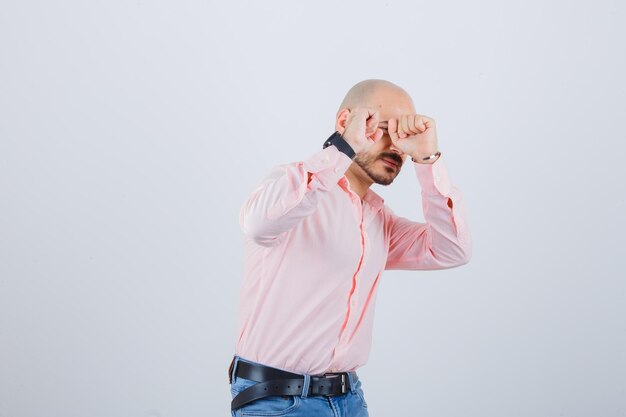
[229,357,357,411]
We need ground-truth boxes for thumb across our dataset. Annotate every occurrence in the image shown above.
[369,127,384,142]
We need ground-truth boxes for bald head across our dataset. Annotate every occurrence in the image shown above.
[337,79,415,118]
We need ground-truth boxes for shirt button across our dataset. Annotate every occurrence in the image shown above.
[434,175,440,182]
[334,167,340,173]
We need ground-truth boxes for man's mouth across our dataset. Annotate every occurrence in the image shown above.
[380,157,400,169]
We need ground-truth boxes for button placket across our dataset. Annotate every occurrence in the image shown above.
[331,186,367,366]
[344,199,366,342]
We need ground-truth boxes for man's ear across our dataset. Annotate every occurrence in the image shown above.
[335,108,350,134]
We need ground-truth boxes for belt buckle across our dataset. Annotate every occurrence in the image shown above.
[322,373,347,396]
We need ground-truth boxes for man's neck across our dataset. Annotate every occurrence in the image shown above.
[344,167,372,201]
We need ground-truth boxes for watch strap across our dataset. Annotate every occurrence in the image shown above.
[323,131,356,160]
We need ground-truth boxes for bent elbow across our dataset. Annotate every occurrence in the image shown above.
[240,217,281,247]
[453,240,472,267]
[456,251,472,267]
[437,239,472,269]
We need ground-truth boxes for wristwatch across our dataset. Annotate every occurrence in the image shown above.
[322,131,356,160]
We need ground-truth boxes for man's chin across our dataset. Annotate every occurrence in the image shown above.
[370,171,397,186]
[355,158,399,186]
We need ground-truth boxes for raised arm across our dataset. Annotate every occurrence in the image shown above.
[239,146,353,246]
[240,107,386,246]
[385,154,472,270]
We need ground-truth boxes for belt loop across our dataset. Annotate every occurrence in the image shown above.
[230,355,240,384]
[300,374,311,398]
[347,372,357,394]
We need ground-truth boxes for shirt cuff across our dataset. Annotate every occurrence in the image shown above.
[412,153,452,196]
[302,145,354,190]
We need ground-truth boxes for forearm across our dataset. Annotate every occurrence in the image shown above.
[414,155,471,264]
[385,154,472,270]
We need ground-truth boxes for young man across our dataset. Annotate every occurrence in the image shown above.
[228,79,472,417]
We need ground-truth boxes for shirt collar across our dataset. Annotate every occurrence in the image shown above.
[363,188,385,212]
[338,176,385,212]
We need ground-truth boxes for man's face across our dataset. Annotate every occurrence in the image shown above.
[353,124,406,186]
[339,87,416,187]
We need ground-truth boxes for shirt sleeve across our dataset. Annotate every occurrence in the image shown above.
[384,154,472,270]
[239,145,354,246]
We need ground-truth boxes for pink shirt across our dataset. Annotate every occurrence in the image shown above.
[234,145,472,375]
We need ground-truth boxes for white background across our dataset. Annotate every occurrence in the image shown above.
[1,1,625,416]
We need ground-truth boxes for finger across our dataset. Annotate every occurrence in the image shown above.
[419,117,428,132]
[386,118,396,133]
[388,118,399,141]
[366,109,380,125]
[399,115,408,139]
[405,114,418,135]
[405,114,420,135]
[369,127,384,142]
[367,108,380,119]
[365,109,380,135]
[390,135,402,149]
[415,116,427,132]
[413,115,424,133]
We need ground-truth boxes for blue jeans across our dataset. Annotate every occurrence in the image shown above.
[229,355,370,417]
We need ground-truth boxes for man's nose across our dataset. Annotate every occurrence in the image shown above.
[387,138,405,156]
[380,129,406,156]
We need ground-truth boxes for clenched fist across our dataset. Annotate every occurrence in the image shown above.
[339,107,384,154]
[381,114,439,161]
